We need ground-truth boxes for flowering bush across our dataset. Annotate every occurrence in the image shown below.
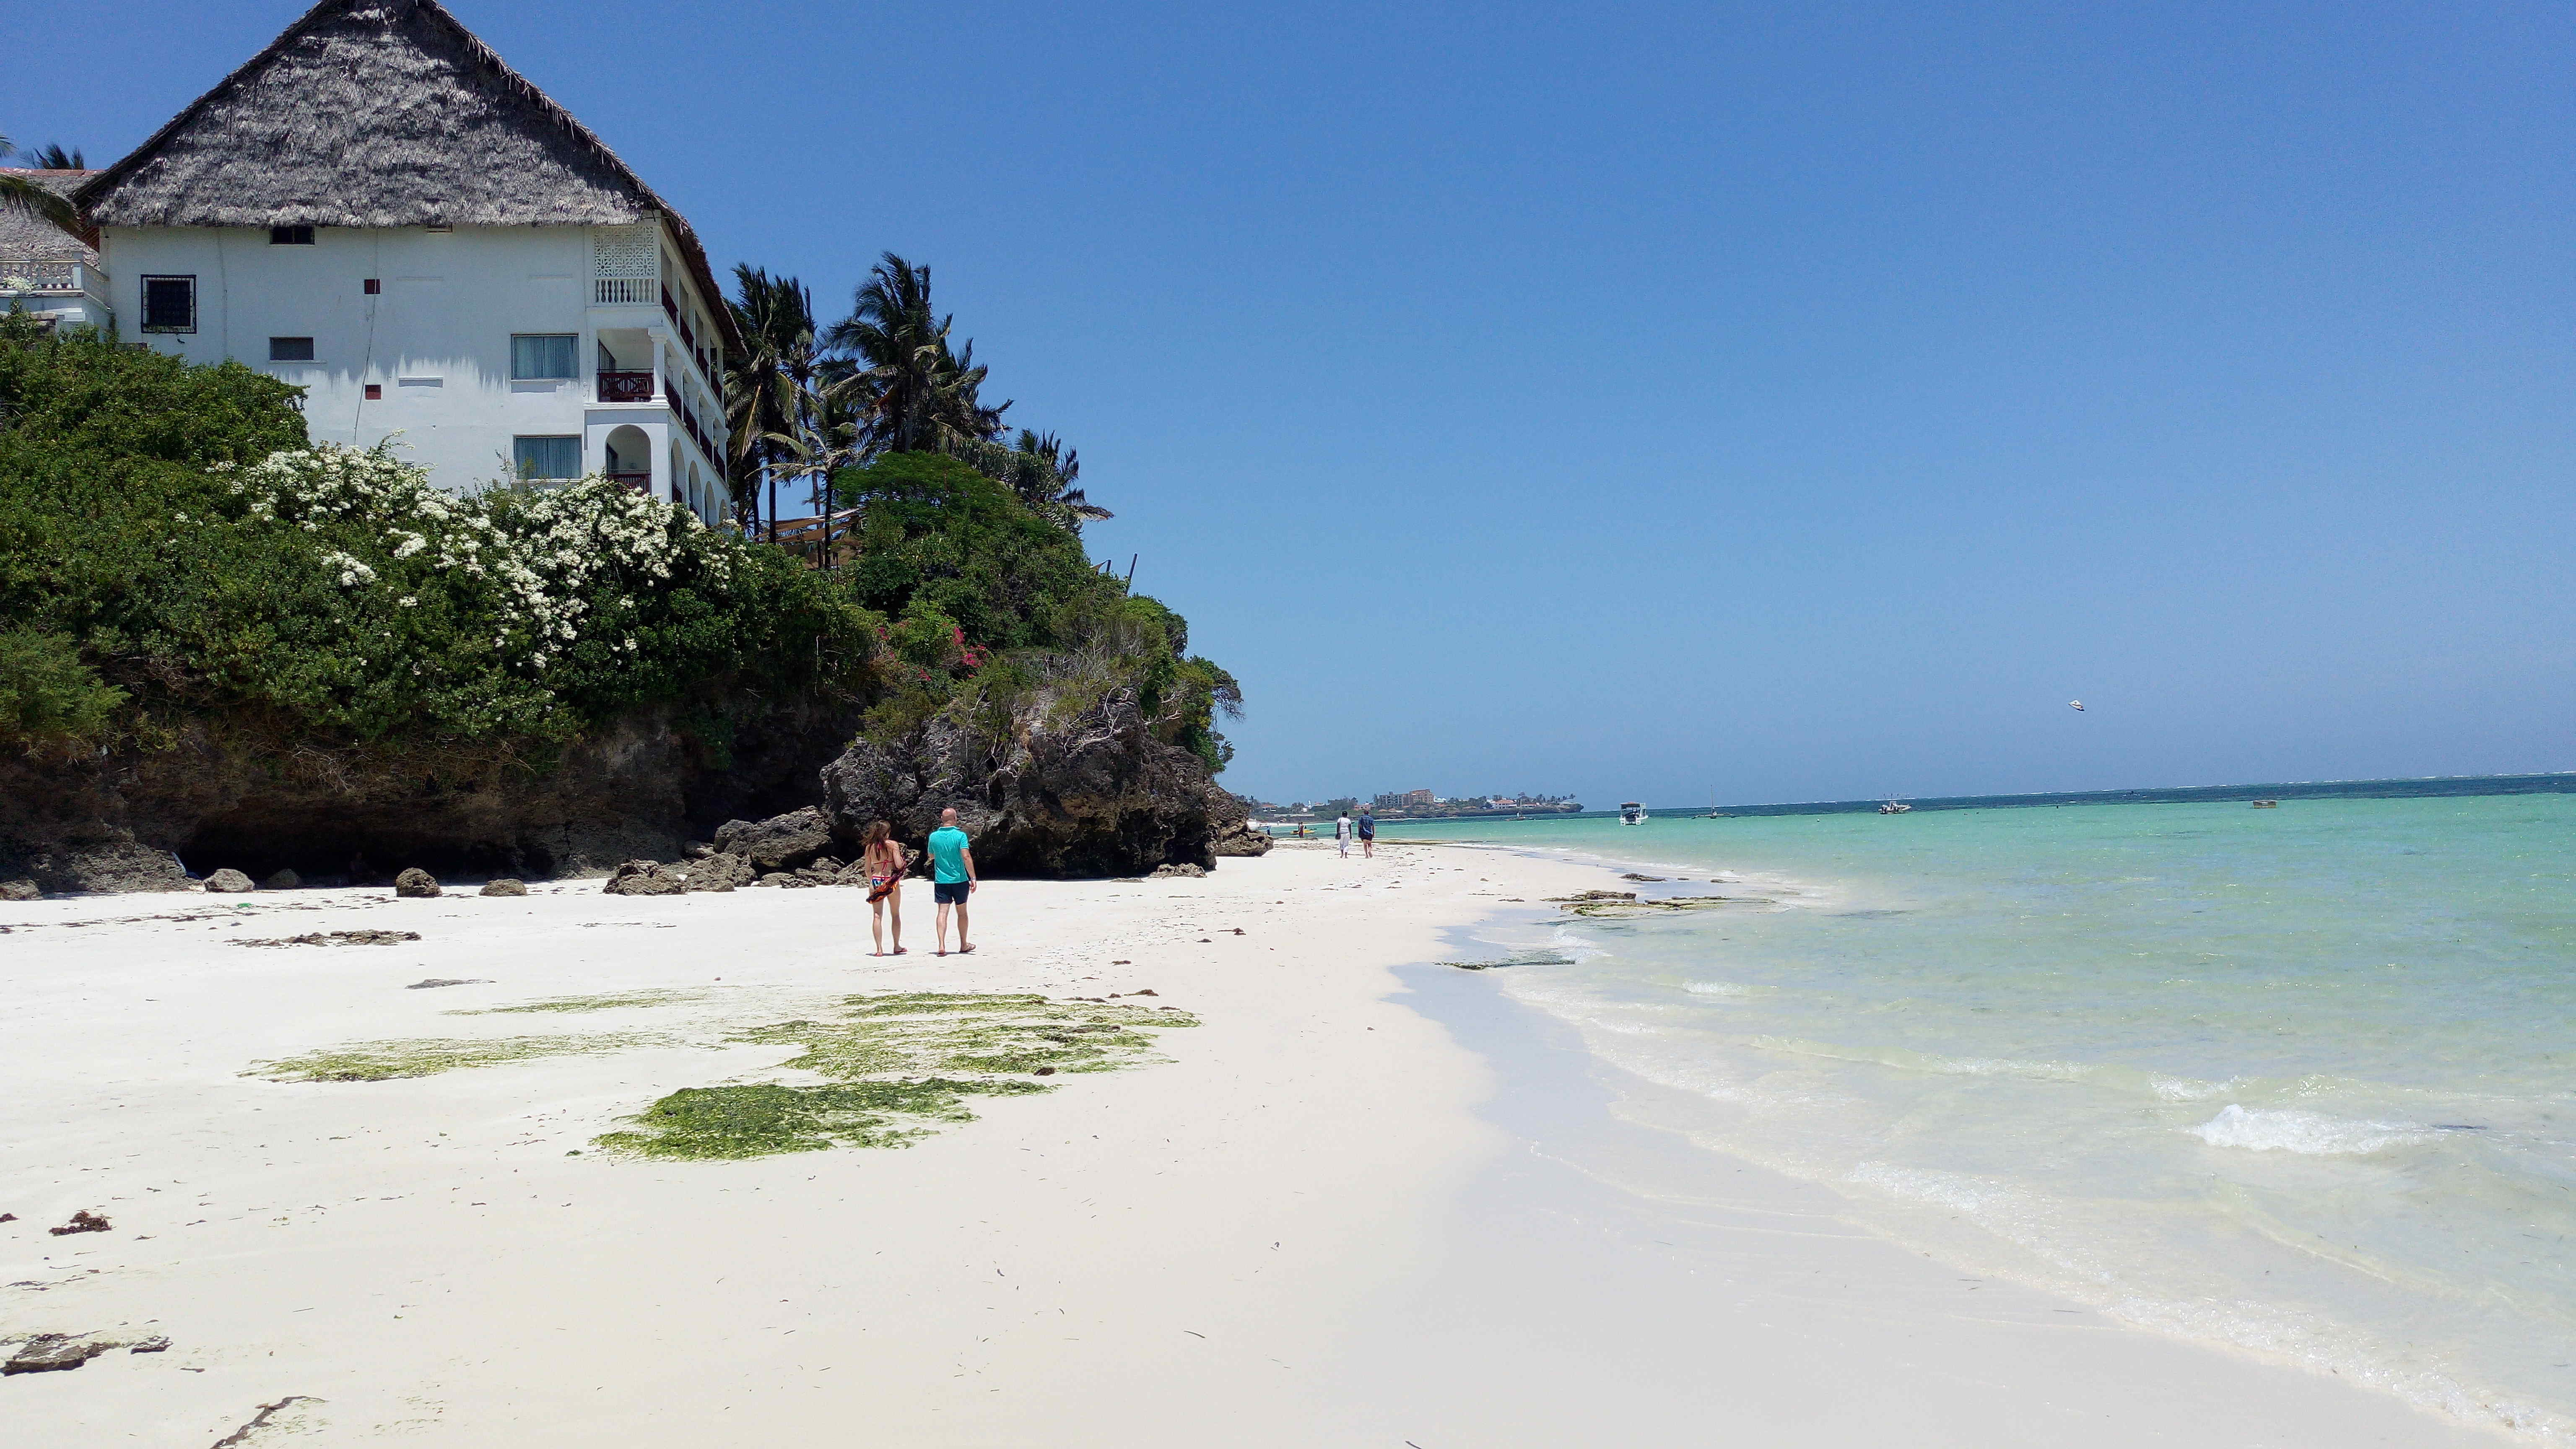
[0,325,872,747]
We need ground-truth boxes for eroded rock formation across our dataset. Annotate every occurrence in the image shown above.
[820,693,1226,878]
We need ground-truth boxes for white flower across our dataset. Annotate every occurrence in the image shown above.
[397,596,418,608]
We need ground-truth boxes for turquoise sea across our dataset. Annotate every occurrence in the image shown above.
[1397,790,2576,1438]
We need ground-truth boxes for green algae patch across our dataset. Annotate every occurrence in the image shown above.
[593,1078,1053,1159]
[453,989,700,1015]
[1445,950,1581,971]
[593,991,1198,1161]
[1557,895,1755,919]
[248,1033,664,1082]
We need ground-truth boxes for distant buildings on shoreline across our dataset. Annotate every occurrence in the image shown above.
[1237,789,1581,822]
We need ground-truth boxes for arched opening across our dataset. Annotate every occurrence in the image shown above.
[603,424,652,492]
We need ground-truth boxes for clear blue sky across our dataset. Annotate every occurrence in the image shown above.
[23,1,2573,807]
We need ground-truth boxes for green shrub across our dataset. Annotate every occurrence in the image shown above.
[0,627,125,745]
[0,323,873,748]
[830,453,1236,768]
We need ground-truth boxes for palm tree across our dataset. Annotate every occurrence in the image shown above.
[1013,430,1111,530]
[822,252,1009,457]
[21,143,84,170]
[948,430,1113,534]
[722,265,821,539]
[0,133,77,230]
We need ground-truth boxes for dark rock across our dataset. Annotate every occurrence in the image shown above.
[1621,873,1667,882]
[758,872,813,889]
[260,867,301,890]
[820,693,1224,878]
[202,868,257,893]
[1211,826,1272,857]
[681,852,754,893]
[405,978,488,989]
[127,1335,171,1354]
[0,1212,16,1221]
[5,835,190,895]
[601,861,685,897]
[4,1335,115,1374]
[794,856,859,886]
[0,879,37,901]
[47,1210,109,1236]
[683,841,714,859]
[712,808,838,872]
[235,929,420,948]
[1205,785,1272,857]
[479,878,528,897]
[0,695,865,897]
[1149,862,1207,879]
[393,867,441,898]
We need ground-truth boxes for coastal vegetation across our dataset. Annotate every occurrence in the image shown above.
[0,317,863,755]
[0,261,1237,882]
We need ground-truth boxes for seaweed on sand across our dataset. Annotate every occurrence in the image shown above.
[453,989,699,1015]
[247,1033,664,1082]
[592,1079,1053,1158]
[593,992,1199,1161]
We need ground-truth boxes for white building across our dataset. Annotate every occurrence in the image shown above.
[75,0,737,523]
[0,171,114,333]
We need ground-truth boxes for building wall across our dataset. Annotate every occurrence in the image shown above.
[97,222,729,521]
[0,285,113,333]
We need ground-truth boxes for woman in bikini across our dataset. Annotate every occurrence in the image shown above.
[862,820,907,956]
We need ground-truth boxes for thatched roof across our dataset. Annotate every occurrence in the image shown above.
[75,0,739,351]
[0,172,98,264]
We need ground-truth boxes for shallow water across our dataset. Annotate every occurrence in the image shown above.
[1399,793,2576,1438]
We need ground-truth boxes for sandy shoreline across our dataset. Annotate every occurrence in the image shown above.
[2,840,2500,1445]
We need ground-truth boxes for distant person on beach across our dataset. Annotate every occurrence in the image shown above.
[926,808,978,956]
[1335,811,1353,857]
[1357,809,1376,858]
[862,820,906,957]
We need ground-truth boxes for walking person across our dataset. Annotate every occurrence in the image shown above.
[862,820,906,957]
[1357,808,1376,858]
[1335,810,1353,858]
[927,807,979,956]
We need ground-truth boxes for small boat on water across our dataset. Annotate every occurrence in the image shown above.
[1619,802,1647,825]
[1877,801,1912,815]
[2251,800,2279,809]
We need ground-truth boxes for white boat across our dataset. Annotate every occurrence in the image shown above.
[1619,802,1647,825]
[1877,801,1911,815]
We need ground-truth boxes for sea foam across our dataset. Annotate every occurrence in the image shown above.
[2189,1104,2432,1156]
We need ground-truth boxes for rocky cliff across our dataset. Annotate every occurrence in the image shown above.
[821,692,1238,878]
[0,699,860,892]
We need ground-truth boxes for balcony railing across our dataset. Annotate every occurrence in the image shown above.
[595,277,655,305]
[597,370,654,403]
[0,259,83,293]
[607,471,651,493]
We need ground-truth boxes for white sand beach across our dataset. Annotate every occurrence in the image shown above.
[2,841,2501,1446]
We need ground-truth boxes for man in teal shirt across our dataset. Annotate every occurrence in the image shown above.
[925,807,978,956]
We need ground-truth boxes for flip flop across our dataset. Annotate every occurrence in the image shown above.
[958,943,976,954]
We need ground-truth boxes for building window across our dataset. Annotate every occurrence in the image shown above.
[363,278,380,295]
[268,337,315,362]
[513,436,582,481]
[364,384,382,400]
[510,334,577,381]
[140,275,195,333]
[270,225,314,246]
